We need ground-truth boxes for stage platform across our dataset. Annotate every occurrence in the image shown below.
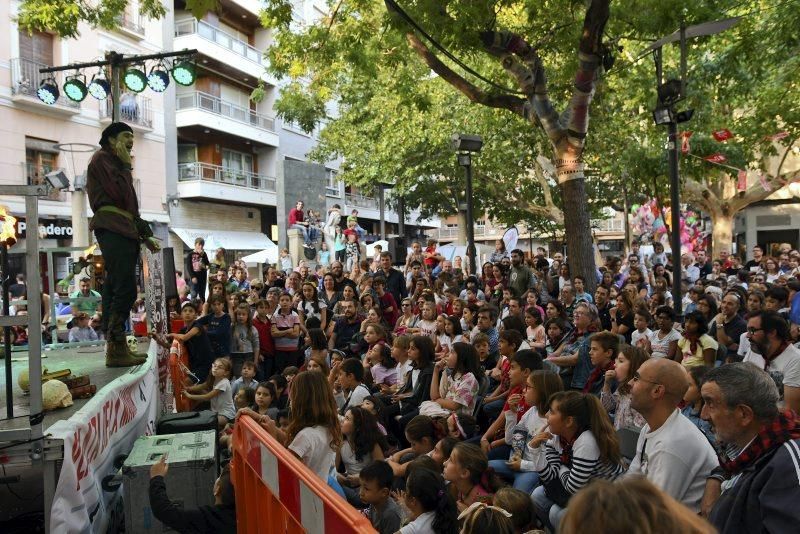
[0,340,150,433]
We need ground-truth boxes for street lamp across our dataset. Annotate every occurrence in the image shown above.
[647,17,739,318]
[451,133,483,275]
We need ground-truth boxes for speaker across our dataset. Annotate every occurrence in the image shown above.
[387,236,407,265]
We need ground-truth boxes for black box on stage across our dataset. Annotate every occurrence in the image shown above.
[387,236,407,265]
[157,410,218,435]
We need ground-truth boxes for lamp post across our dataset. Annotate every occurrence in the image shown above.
[648,17,739,318]
[452,134,483,275]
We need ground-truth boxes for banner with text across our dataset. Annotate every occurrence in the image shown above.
[47,344,159,533]
[143,248,172,416]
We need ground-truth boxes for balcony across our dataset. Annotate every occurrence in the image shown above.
[345,193,378,210]
[591,217,625,233]
[177,162,277,206]
[25,163,65,202]
[174,19,272,83]
[9,58,81,115]
[117,12,145,39]
[176,91,278,146]
[99,95,153,130]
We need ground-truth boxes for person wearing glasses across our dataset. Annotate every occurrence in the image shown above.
[626,358,718,512]
[741,311,800,413]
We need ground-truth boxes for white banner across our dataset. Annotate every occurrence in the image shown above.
[48,342,160,533]
[143,248,172,417]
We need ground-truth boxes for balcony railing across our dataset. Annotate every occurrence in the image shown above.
[175,19,263,65]
[176,91,275,132]
[9,58,80,108]
[25,163,64,201]
[119,12,145,35]
[345,193,378,210]
[592,218,624,232]
[178,162,276,192]
[100,95,153,128]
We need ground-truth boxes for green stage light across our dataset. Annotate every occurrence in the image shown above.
[36,78,59,105]
[88,74,111,100]
[124,67,147,93]
[147,66,170,92]
[63,75,88,102]
[171,61,195,86]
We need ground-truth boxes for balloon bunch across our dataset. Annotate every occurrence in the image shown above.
[629,199,705,253]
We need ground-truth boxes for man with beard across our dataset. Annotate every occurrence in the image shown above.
[87,122,160,367]
[700,363,800,532]
[327,260,355,293]
[627,358,718,512]
[742,311,800,412]
[508,249,537,299]
[327,299,362,355]
[378,252,407,305]
[594,284,613,331]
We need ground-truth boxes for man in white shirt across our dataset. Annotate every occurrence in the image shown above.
[742,311,800,412]
[627,358,719,512]
[681,253,700,284]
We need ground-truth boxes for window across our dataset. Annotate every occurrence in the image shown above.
[178,144,197,164]
[326,168,340,197]
[222,149,253,178]
[18,31,54,65]
[26,148,57,185]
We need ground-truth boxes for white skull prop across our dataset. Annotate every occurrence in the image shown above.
[127,335,139,353]
[42,379,73,410]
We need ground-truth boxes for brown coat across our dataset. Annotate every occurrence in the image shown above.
[86,147,141,241]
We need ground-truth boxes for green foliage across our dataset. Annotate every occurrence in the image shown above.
[17,0,166,38]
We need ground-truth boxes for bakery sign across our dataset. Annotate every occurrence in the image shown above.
[14,217,74,238]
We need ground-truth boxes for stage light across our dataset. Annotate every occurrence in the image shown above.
[124,67,147,93]
[89,74,111,100]
[147,65,170,92]
[63,75,88,102]
[36,78,59,105]
[652,107,673,126]
[171,61,195,86]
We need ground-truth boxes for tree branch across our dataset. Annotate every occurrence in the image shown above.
[731,169,800,212]
[682,175,718,214]
[480,31,563,140]
[559,0,609,149]
[405,33,527,116]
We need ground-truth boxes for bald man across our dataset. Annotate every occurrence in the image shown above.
[627,359,719,512]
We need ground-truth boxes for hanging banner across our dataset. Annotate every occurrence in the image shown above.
[680,131,693,154]
[143,248,172,416]
[737,169,748,191]
[712,129,733,142]
[704,153,727,164]
[48,347,159,533]
[758,174,772,192]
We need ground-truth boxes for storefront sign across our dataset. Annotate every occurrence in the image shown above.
[14,217,73,238]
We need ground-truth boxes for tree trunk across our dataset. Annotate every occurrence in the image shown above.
[559,177,596,292]
[710,211,734,258]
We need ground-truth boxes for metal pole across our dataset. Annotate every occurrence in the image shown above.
[397,196,406,236]
[25,194,43,439]
[378,186,386,240]
[622,179,631,253]
[109,52,123,122]
[464,159,476,275]
[668,119,682,317]
[2,244,11,418]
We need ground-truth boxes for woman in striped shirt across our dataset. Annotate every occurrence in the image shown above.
[530,391,625,531]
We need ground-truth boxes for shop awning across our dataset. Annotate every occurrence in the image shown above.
[171,227,278,253]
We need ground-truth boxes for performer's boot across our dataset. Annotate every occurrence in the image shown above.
[105,312,146,367]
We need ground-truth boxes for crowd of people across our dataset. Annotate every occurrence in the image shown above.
[149,237,800,534]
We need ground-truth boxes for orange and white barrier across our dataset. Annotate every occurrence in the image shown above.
[168,340,196,412]
[231,415,376,534]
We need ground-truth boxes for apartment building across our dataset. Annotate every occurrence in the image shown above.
[0,1,171,285]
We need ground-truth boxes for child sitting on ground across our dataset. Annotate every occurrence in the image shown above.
[358,461,403,534]
[444,442,504,512]
[183,358,236,429]
[231,360,259,398]
[336,406,387,507]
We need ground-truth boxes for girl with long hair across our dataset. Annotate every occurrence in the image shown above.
[253,370,342,481]
[336,406,387,506]
[400,468,458,534]
[530,391,624,531]
[610,290,636,344]
[488,370,564,493]
[443,442,504,512]
[427,342,482,417]
[296,281,327,332]
[601,344,649,430]
[231,303,259,378]
[183,358,236,429]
